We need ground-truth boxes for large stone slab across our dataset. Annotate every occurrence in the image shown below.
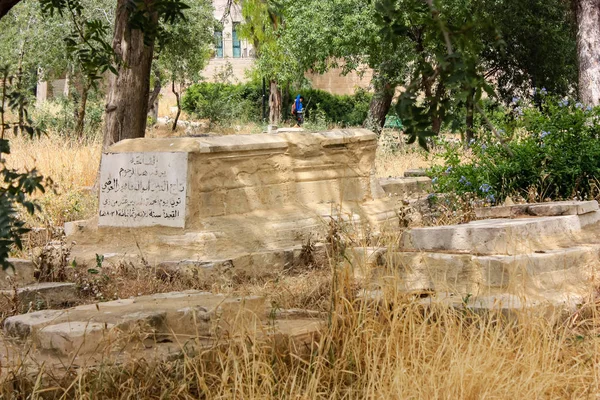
[400,211,600,255]
[3,290,325,357]
[99,152,188,228]
[475,201,599,220]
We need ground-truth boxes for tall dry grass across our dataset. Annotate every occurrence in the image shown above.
[6,135,101,227]
[2,263,600,399]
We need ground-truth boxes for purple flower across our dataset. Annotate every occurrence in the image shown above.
[576,102,584,109]
[540,87,547,95]
[515,107,524,117]
[486,194,496,203]
[459,176,471,186]
[540,131,550,139]
[479,183,491,193]
[446,166,453,174]
[558,99,569,107]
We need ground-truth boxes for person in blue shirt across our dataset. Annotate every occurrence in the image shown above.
[291,95,304,127]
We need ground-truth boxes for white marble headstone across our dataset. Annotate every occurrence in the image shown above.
[98,152,188,228]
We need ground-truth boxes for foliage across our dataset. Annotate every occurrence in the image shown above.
[182,82,372,127]
[375,0,578,147]
[40,0,118,86]
[0,65,48,270]
[33,95,105,139]
[430,94,600,203]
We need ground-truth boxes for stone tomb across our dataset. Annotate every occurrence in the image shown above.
[71,130,408,267]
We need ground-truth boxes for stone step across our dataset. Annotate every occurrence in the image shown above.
[373,245,600,297]
[475,200,599,220]
[400,211,600,255]
[0,282,78,310]
[379,177,432,198]
[3,291,270,356]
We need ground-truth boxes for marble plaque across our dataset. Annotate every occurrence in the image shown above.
[99,152,188,228]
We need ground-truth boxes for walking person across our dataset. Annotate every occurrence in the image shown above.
[291,95,304,127]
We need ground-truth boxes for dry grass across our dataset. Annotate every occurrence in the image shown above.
[2,263,600,399]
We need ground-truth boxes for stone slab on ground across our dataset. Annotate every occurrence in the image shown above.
[400,211,600,255]
[475,201,599,220]
[379,177,432,198]
[4,291,266,356]
[0,282,78,310]
[4,290,324,357]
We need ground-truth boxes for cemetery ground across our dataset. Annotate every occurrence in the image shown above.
[3,129,600,398]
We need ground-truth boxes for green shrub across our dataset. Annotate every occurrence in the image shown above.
[183,82,373,127]
[430,94,600,203]
[181,82,262,126]
[33,94,104,140]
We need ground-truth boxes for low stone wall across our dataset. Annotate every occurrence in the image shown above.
[72,130,402,266]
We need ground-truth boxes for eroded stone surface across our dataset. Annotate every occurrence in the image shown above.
[400,212,600,255]
[3,290,323,358]
[38,322,116,355]
[0,282,78,310]
[475,201,599,219]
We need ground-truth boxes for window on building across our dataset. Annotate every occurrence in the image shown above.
[232,23,241,58]
[214,30,223,58]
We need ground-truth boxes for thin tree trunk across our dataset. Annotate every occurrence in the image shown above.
[75,81,90,139]
[147,66,161,126]
[269,80,281,127]
[465,89,475,144]
[103,0,156,150]
[172,81,181,132]
[365,78,395,133]
[576,0,600,106]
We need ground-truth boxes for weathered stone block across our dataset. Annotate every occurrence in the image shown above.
[37,322,116,356]
[0,282,78,310]
[4,309,65,338]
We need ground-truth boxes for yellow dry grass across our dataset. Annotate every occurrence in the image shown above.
[2,264,600,399]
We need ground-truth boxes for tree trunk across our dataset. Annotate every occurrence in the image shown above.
[465,89,475,144]
[103,0,156,150]
[147,67,161,126]
[576,0,600,107]
[172,81,182,132]
[74,81,90,139]
[268,80,281,127]
[365,79,395,133]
